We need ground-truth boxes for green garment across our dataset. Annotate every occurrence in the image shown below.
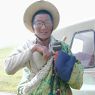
[28,42,84,95]
[17,38,83,95]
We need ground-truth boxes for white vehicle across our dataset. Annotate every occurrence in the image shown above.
[53,19,95,95]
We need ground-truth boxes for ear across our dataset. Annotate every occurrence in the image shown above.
[51,24,54,32]
[51,21,54,31]
[32,25,34,30]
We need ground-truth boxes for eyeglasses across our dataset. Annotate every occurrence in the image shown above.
[33,20,53,28]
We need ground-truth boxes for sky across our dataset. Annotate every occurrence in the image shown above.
[0,0,95,48]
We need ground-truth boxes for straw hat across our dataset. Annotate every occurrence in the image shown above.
[23,0,60,32]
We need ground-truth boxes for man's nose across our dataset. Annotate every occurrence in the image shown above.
[41,23,46,29]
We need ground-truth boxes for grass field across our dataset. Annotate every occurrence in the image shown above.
[0,47,22,93]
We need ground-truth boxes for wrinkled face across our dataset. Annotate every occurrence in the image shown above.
[33,14,53,40]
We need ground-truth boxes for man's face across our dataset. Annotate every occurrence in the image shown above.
[33,14,53,40]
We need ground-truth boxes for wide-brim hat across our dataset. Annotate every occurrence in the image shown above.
[23,0,60,32]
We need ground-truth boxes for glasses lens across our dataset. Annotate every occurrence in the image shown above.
[34,21,52,27]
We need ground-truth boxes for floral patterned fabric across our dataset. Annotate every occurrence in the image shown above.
[27,41,84,95]
[17,37,84,95]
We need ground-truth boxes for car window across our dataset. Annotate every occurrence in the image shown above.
[70,29,95,68]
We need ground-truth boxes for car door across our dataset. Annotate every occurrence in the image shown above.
[70,29,95,95]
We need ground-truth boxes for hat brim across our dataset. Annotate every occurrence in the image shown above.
[23,0,60,32]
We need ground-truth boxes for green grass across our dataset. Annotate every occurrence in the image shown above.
[0,47,22,93]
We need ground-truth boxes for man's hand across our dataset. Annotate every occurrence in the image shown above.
[32,44,51,61]
[53,51,58,62]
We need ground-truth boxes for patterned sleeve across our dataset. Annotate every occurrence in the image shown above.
[68,60,84,89]
[61,41,84,89]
